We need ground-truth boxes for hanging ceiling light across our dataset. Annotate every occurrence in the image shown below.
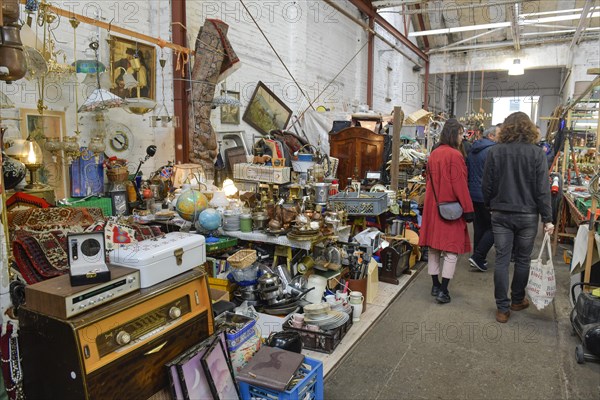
[78,41,125,112]
[508,58,525,76]
[212,81,241,109]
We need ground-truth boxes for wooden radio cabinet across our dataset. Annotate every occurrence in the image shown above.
[19,269,213,400]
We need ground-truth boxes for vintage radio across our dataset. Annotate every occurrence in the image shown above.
[109,232,206,288]
[19,269,213,400]
[24,265,140,319]
[233,163,291,184]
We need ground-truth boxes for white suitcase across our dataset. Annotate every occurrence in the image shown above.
[109,232,206,288]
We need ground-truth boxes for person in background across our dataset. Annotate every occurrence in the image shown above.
[482,112,553,323]
[419,119,474,304]
[466,125,499,271]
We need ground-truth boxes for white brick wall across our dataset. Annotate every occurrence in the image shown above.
[2,0,427,184]
[2,1,175,186]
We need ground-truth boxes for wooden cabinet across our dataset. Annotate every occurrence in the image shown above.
[329,127,385,186]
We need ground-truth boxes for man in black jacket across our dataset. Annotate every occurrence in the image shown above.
[467,125,499,271]
[482,112,553,324]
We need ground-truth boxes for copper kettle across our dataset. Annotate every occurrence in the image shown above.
[0,24,27,82]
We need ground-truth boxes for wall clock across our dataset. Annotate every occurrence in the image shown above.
[105,122,134,159]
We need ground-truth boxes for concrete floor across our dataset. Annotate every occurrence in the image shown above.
[326,236,600,400]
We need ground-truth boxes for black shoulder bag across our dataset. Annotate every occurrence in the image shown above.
[427,165,463,221]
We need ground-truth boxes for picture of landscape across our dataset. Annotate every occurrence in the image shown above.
[242,82,292,135]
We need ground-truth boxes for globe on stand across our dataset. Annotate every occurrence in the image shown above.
[175,188,209,221]
[195,208,221,243]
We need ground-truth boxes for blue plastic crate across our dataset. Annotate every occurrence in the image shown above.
[238,357,323,400]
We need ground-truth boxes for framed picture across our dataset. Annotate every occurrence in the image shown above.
[201,335,240,400]
[220,91,240,124]
[242,81,292,135]
[110,191,129,216]
[109,36,156,100]
[19,109,67,200]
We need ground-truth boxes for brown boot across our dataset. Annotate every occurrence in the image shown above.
[496,310,510,323]
[510,298,530,311]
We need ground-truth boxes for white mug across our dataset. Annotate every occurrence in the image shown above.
[336,291,349,303]
[325,294,336,304]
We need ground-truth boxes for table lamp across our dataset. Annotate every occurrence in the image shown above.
[21,136,45,189]
[222,178,238,197]
[171,163,206,188]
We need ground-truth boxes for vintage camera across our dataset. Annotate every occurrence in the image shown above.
[67,232,111,286]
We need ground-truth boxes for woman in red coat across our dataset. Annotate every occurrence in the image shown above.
[419,119,474,304]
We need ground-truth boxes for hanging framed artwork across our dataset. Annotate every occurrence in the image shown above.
[220,91,241,124]
[109,36,156,100]
[19,109,67,200]
[242,81,292,135]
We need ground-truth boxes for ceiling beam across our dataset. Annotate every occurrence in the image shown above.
[509,3,521,50]
[570,0,594,49]
[428,27,505,53]
[379,0,535,15]
[372,0,426,9]
[410,11,600,37]
[413,3,429,49]
[346,0,428,61]
[428,33,597,52]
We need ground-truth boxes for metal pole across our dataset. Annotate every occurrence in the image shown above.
[390,106,405,192]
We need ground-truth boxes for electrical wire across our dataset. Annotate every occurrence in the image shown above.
[291,40,369,128]
[238,0,315,112]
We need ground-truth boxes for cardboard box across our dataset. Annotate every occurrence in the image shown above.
[210,287,230,302]
[366,259,379,303]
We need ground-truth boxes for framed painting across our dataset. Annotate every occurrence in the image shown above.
[242,81,292,135]
[109,36,156,100]
[19,109,67,200]
[220,90,240,124]
[200,335,240,400]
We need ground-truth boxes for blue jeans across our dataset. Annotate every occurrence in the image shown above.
[491,211,539,312]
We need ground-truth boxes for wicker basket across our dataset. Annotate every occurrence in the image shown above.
[227,249,257,269]
[106,167,129,183]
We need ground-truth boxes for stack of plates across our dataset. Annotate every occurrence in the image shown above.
[303,302,330,321]
[329,301,352,315]
[304,311,349,331]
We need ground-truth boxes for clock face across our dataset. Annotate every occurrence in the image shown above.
[105,122,134,159]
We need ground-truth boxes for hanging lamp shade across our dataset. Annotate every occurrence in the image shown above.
[72,59,106,74]
[212,94,241,108]
[79,89,125,112]
[123,97,156,115]
[508,58,524,76]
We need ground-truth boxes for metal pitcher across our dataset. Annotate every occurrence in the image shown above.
[0,25,27,82]
[312,182,331,205]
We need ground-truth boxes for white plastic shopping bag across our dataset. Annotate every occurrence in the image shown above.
[526,233,556,310]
